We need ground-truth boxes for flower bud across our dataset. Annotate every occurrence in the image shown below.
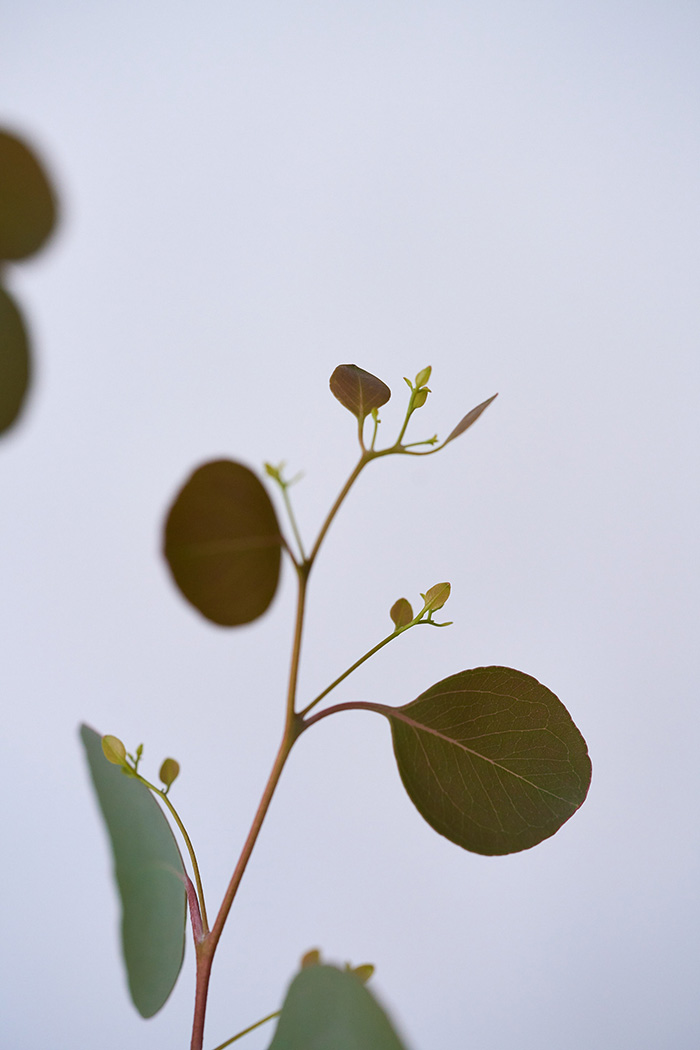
[101,735,127,766]
[159,758,180,789]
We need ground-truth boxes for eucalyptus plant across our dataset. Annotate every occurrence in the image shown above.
[82,364,591,1050]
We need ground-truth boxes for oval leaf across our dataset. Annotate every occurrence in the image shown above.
[390,597,413,629]
[0,130,57,260]
[444,393,498,446]
[0,286,31,435]
[387,667,591,856]
[163,459,282,626]
[330,364,391,422]
[268,964,407,1050]
[80,725,186,1018]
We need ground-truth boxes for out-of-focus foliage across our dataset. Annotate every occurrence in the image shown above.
[0,129,58,435]
[81,726,187,1018]
[164,459,282,626]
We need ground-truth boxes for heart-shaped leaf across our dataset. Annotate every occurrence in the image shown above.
[330,364,391,422]
[163,459,282,626]
[387,667,591,855]
[80,725,186,1018]
[0,287,30,435]
[267,964,407,1050]
[443,393,498,445]
[0,130,57,261]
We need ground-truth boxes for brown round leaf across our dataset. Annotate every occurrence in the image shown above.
[329,364,391,422]
[0,131,57,261]
[163,460,282,626]
[0,287,31,434]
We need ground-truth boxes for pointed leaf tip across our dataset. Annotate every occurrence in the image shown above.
[386,667,591,856]
[444,393,498,445]
[329,365,391,422]
[163,459,282,627]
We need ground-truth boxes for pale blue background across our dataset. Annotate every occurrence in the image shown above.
[2,2,698,1048]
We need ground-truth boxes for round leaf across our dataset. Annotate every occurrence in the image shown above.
[0,287,30,435]
[388,666,591,856]
[267,964,407,1050]
[329,364,391,422]
[390,598,413,629]
[0,130,57,260]
[163,459,282,626]
[80,725,186,1018]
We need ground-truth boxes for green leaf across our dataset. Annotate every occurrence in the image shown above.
[390,598,414,629]
[163,459,282,626]
[387,667,591,856]
[267,964,408,1050]
[443,393,498,445]
[329,364,391,423]
[422,582,451,612]
[0,286,30,435]
[0,130,57,261]
[80,725,186,1018]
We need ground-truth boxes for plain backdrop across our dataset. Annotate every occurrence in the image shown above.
[2,2,699,1048]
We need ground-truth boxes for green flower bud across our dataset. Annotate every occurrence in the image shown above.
[301,948,321,969]
[101,735,127,766]
[414,365,432,388]
[351,963,375,983]
[159,757,180,789]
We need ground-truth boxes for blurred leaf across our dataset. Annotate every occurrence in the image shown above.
[0,130,57,260]
[80,725,186,1018]
[330,364,391,422]
[163,459,282,626]
[390,598,413,629]
[267,964,407,1050]
[387,667,591,856]
[443,393,498,445]
[412,387,429,409]
[0,286,30,435]
[159,758,180,788]
[350,963,375,983]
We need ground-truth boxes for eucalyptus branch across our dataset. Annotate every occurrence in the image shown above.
[307,454,369,566]
[79,365,581,1050]
[298,616,441,719]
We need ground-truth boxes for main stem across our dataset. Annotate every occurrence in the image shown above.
[189,452,371,1050]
